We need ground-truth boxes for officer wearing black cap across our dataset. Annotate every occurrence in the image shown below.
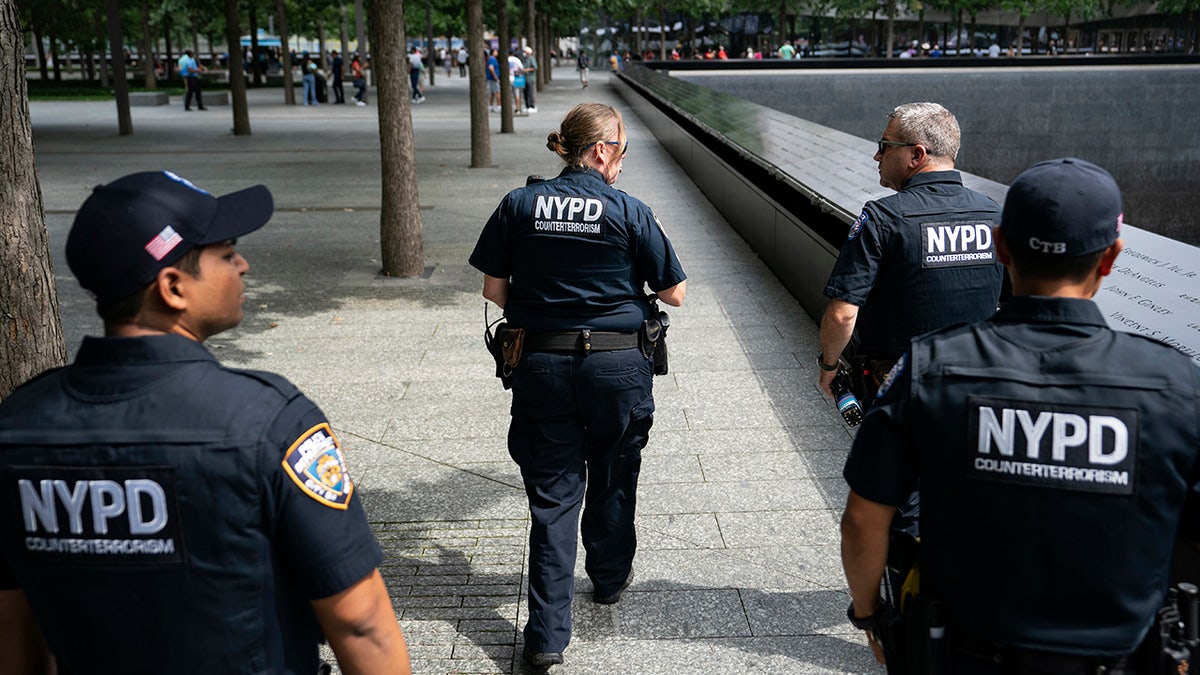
[840,158,1200,671]
[818,102,1004,406]
[469,103,686,668]
[0,171,411,674]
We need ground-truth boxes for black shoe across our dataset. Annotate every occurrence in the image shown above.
[593,571,634,605]
[198,107,208,110]
[523,650,564,668]
[184,107,192,111]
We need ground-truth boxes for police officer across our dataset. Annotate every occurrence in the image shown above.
[469,103,686,668]
[840,158,1200,672]
[818,102,1004,405]
[0,171,410,674]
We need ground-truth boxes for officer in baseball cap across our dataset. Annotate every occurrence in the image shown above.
[840,158,1200,671]
[0,171,411,674]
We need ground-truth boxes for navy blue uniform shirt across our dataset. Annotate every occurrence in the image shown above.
[824,170,1003,359]
[469,166,686,332]
[844,296,1200,655]
[0,334,383,674]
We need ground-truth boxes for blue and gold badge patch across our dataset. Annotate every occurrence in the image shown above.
[282,423,354,509]
[848,211,869,240]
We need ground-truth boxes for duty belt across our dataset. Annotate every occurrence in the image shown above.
[523,329,640,353]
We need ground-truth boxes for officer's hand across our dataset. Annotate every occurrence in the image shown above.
[818,367,838,399]
[866,629,886,664]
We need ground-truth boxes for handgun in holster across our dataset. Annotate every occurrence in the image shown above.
[1140,582,1199,673]
[642,295,670,375]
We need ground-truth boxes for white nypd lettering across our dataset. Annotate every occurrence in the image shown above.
[19,478,169,536]
[967,396,1137,495]
[921,220,996,268]
[532,194,606,239]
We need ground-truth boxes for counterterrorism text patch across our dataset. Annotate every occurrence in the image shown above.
[966,395,1139,495]
[10,465,185,566]
[282,423,354,509]
[531,194,607,240]
[921,220,996,269]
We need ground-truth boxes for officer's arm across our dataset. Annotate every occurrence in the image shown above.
[840,490,893,618]
[0,589,54,675]
[656,280,686,307]
[312,569,411,675]
[818,298,859,396]
[482,274,509,309]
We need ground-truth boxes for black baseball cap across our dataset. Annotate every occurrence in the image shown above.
[66,171,273,306]
[1000,157,1123,257]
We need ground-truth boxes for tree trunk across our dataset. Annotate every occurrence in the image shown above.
[1016,13,1025,57]
[355,0,365,56]
[164,15,173,79]
[661,1,668,61]
[340,4,350,71]
[49,37,60,81]
[276,0,294,104]
[524,0,536,86]
[539,13,550,82]
[371,0,425,278]
[497,0,512,132]
[318,20,327,70]
[886,0,895,58]
[141,0,156,89]
[954,9,962,55]
[466,0,490,167]
[250,5,262,85]
[425,0,434,86]
[104,0,132,135]
[33,30,47,80]
[0,0,68,400]
[224,0,252,135]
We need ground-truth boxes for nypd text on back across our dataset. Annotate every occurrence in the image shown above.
[533,194,606,239]
[966,396,1138,495]
[921,219,996,269]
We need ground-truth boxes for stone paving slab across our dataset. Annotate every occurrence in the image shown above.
[30,66,872,673]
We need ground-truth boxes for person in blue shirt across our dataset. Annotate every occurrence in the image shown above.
[469,103,686,668]
[177,49,206,111]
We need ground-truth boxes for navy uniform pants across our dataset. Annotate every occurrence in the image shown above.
[508,348,655,653]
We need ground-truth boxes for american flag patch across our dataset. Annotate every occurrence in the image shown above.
[144,226,183,261]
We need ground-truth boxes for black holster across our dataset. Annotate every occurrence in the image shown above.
[641,298,670,376]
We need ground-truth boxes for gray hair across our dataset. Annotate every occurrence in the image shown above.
[888,102,960,162]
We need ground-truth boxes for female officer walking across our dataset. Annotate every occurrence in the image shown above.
[469,103,686,668]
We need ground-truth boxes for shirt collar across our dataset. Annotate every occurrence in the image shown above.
[992,296,1109,328]
[557,166,607,184]
[901,170,962,190]
[74,334,217,368]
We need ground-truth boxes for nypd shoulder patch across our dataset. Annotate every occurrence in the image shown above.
[282,423,354,509]
[848,211,869,240]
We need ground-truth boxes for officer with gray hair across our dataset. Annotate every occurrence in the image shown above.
[840,158,1200,671]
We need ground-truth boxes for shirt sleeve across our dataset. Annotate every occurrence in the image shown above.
[469,194,513,279]
[634,206,687,292]
[264,396,383,600]
[824,205,889,306]
[842,355,919,506]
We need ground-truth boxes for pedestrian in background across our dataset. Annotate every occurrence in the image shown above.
[178,49,206,111]
[330,49,345,104]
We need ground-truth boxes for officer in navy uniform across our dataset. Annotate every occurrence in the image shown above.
[818,102,1004,406]
[0,172,411,674]
[469,103,686,668]
[840,158,1200,672]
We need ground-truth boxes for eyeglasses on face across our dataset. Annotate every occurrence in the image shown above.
[588,140,628,157]
[877,139,918,154]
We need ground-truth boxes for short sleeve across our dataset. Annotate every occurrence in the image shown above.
[824,205,888,306]
[469,194,514,279]
[843,355,919,506]
[264,396,383,599]
[634,206,687,292]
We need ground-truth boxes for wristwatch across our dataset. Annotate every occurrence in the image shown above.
[817,352,839,372]
[847,602,883,630]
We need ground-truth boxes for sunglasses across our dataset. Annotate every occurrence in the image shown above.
[589,140,629,157]
[877,139,918,154]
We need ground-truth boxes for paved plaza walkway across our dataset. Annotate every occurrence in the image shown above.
[30,65,876,674]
